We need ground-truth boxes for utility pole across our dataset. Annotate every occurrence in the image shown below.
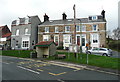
[73,4,76,44]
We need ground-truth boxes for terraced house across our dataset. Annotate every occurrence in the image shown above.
[11,15,41,50]
[38,10,106,52]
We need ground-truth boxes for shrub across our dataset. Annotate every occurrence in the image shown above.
[57,46,64,50]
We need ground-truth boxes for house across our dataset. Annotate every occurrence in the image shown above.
[11,15,41,50]
[0,25,11,50]
[36,41,56,58]
[38,10,106,52]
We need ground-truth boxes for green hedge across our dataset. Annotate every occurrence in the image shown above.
[2,50,32,58]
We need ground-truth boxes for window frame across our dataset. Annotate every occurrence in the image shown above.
[92,24,98,31]
[55,27,59,33]
[65,26,70,33]
[45,27,49,33]
[16,29,20,36]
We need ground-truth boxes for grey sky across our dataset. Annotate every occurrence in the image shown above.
[0,0,119,31]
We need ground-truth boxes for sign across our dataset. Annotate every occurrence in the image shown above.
[69,44,79,53]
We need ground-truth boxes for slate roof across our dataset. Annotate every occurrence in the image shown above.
[39,16,106,26]
[35,41,56,47]
[2,33,11,38]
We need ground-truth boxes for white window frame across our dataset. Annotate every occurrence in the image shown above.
[91,33,99,44]
[63,35,71,44]
[92,16,97,20]
[22,41,29,48]
[43,35,50,41]
[76,25,80,32]
[54,35,59,45]
[92,24,98,31]
[55,27,59,33]
[45,27,49,33]
[65,26,70,33]
[25,28,29,35]
[16,29,20,36]
[82,25,86,32]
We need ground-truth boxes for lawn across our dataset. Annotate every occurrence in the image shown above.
[1,50,32,58]
[48,52,120,70]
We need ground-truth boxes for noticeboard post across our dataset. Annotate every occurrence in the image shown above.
[69,44,79,58]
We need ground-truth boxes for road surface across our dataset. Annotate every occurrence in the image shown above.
[1,56,119,82]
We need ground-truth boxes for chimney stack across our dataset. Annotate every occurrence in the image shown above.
[44,13,49,22]
[62,13,67,20]
[101,10,105,19]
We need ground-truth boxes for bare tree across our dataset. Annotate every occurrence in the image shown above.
[113,27,120,40]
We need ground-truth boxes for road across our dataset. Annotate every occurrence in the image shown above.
[1,56,119,82]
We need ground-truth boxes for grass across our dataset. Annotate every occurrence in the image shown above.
[1,50,32,58]
[48,52,120,70]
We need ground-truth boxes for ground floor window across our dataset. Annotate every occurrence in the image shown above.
[63,35,71,43]
[54,35,59,45]
[22,41,29,48]
[43,35,50,41]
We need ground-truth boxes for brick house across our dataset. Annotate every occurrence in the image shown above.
[0,25,11,50]
[11,15,41,50]
[38,11,106,52]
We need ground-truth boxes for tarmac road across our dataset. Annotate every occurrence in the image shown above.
[1,56,119,82]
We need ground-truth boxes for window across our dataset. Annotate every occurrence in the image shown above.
[55,27,59,33]
[99,48,106,51]
[63,35,71,43]
[92,25,97,31]
[82,25,86,31]
[82,38,85,46]
[25,28,29,35]
[22,41,29,48]
[16,29,20,35]
[25,18,29,24]
[65,26,70,32]
[92,34,98,43]
[92,16,97,20]
[76,26,80,32]
[45,27,49,33]
[54,35,59,45]
[43,35,50,41]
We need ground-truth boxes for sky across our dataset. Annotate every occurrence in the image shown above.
[0,0,119,31]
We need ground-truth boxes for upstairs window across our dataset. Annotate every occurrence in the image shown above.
[55,27,59,33]
[76,26,80,32]
[25,28,29,35]
[92,16,97,20]
[16,29,20,35]
[65,26,70,32]
[45,27,49,33]
[82,25,86,31]
[92,25,98,31]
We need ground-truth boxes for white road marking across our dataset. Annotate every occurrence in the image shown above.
[17,66,40,74]
[57,79,65,82]
[2,62,9,64]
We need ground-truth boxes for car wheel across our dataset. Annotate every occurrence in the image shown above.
[102,53,108,56]
[87,51,91,54]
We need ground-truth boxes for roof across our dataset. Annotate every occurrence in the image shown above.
[39,16,106,26]
[35,41,56,47]
[2,33,11,38]
[39,18,88,26]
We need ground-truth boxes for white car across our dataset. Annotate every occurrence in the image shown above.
[86,48,112,56]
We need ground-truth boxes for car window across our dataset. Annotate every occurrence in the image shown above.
[99,48,106,51]
[92,48,99,51]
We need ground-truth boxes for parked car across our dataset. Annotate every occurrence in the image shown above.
[86,48,112,56]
